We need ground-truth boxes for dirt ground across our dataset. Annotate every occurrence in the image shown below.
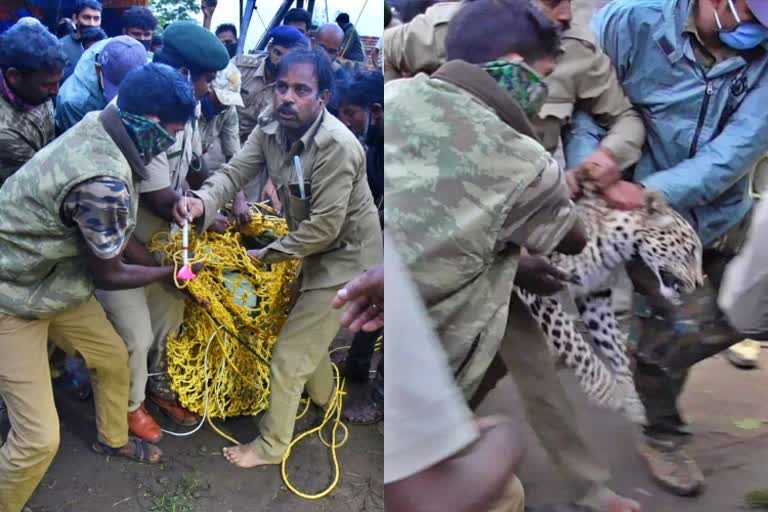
[16,330,383,512]
[477,349,768,512]
[19,379,382,512]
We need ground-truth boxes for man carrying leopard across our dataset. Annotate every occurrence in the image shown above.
[386,1,645,511]
[566,0,768,497]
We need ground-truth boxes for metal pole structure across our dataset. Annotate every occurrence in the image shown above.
[296,0,304,8]
[255,0,294,51]
[307,0,316,18]
[237,0,257,55]
[239,0,244,33]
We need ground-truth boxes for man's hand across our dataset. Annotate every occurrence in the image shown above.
[580,147,621,190]
[514,254,569,295]
[208,212,229,234]
[247,247,268,266]
[261,177,282,213]
[565,169,581,198]
[232,192,252,226]
[602,180,646,210]
[202,0,216,18]
[474,415,514,433]
[333,265,384,332]
[172,196,205,227]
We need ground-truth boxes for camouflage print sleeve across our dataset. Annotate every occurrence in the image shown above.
[61,177,131,260]
[499,156,577,255]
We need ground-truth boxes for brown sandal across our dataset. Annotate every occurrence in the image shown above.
[92,435,162,464]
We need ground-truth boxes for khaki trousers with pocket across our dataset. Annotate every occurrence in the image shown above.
[96,283,186,410]
[0,297,129,512]
[253,286,343,462]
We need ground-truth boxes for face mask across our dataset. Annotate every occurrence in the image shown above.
[140,39,151,52]
[200,94,222,120]
[225,41,238,58]
[119,110,176,164]
[265,58,278,75]
[481,60,549,116]
[714,0,768,50]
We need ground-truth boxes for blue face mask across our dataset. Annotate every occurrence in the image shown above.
[715,0,768,50]
[200,95,221,120]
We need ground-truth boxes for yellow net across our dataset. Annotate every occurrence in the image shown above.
[147,204,299,419]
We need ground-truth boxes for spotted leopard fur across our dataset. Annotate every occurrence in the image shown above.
[516,193,703,424]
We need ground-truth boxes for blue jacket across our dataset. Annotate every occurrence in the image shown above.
[566,0,768,247]
[60,33,84,82]
[56,38,110,134]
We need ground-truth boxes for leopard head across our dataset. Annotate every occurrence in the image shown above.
[631,192,704,304]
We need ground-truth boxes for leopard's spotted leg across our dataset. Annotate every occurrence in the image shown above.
[515,288,622,412]
[577,290,646,424]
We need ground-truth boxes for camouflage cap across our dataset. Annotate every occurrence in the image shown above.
[212,61,245,107]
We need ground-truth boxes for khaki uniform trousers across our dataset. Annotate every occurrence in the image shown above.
[253,286,343,462]
[0,297,129,512]
[96,282,186,411]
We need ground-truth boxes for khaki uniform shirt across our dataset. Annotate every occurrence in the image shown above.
[384,5,644,170]
[383,1,461,83]
[233,53,275,142]
[194,109,382,291]
[0,96,55,186]
[134,115,203,245]
[200,105,241,161]
[534,27,645,170]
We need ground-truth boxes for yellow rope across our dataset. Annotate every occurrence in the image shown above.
[281,363,349,500]
[149,204,351,499]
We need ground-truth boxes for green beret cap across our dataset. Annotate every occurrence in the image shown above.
[162,20,229,73]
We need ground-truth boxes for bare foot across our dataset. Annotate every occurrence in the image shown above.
[222,439,280,468]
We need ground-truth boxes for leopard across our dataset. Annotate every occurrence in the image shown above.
[515,192,704,425]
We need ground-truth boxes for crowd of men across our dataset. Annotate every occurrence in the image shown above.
[384,0,768,511]
[0,2,383,510]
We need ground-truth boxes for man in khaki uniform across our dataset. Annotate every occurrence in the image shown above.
[384,0,644,172]
[200,61,243,166]
[384,1,643,511]
[95,21,230,442]
[176,48,382,467]
[233,26,308,143]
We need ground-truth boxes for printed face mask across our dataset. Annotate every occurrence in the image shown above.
[481,59,549,116]
[120,110,176,164]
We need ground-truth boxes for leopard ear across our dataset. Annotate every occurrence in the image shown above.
[644,191,676,229]
[644,190,667,216]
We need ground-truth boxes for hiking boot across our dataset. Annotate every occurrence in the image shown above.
[637,436,704,496]
[128,403,162,443]
[727,339,760,369]
[149,394,199,426]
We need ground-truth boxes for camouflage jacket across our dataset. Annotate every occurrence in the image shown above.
[0,106,144,318]
[233,53,275,142]
[385,61,567,397]
[0,94,55,186]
